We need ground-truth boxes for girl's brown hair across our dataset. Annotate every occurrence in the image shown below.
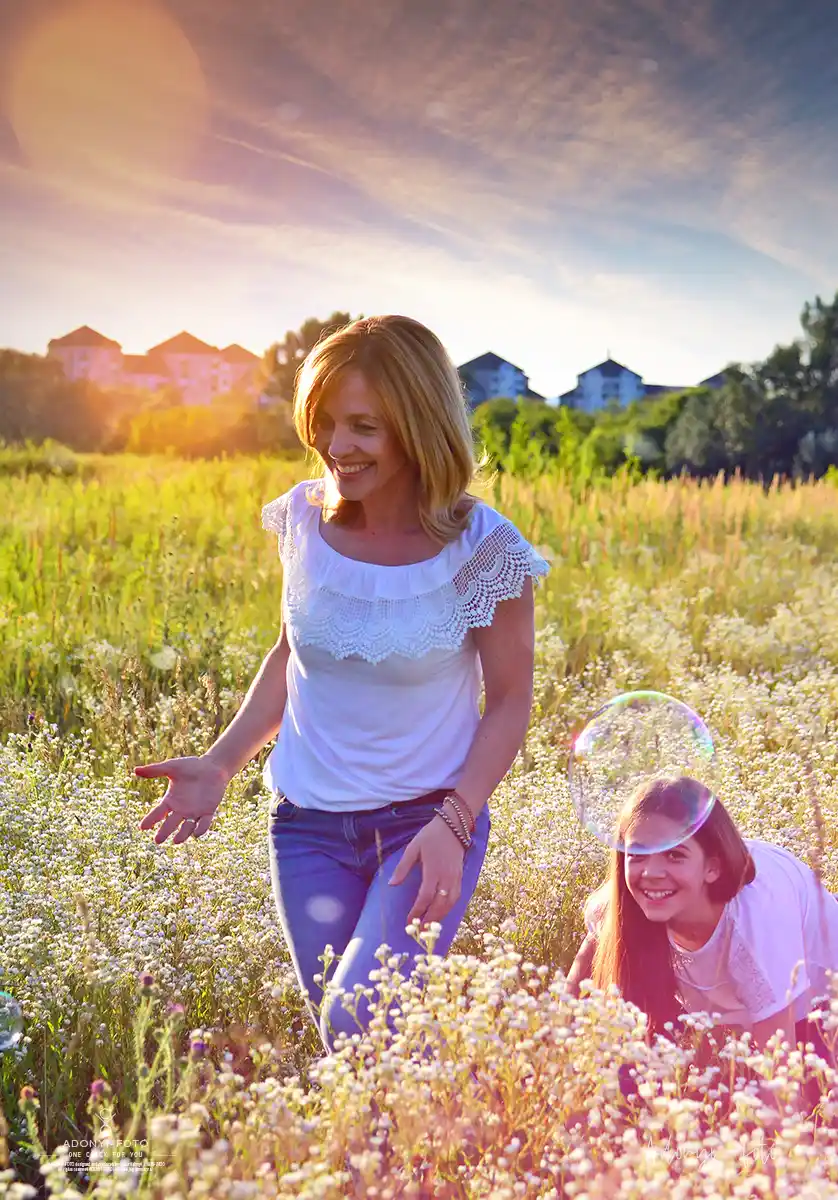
[591,776,756,1037]
[293,314,486,545]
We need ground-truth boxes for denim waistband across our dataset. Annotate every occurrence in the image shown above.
[389,788,450,810]
[273,787,451,813]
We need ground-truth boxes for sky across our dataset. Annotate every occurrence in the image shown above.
[1,0,837,398]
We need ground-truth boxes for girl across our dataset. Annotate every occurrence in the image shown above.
[567,775,838,1062]
[135,314,550,1052]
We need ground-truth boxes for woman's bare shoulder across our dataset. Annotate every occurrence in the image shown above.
[455,494,480,520]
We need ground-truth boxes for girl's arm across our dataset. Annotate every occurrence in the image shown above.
[566,935,598,997]
[751,1005,797,1054]
[750,1003,808,1121]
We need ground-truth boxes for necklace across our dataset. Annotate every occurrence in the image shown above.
[669,908,732,994]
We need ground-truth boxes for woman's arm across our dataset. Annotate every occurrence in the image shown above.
[453,578,536,818]
[387,580,535,926]
[136,629,291,843]
[566,935,598,997]
[203,627,291,782]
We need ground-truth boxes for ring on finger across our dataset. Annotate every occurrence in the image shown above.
[436,887,450,897]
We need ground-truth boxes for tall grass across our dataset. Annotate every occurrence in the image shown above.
[5,454,837,757]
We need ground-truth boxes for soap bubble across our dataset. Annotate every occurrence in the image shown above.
[0,992,24,1052]
[568,691,717,852]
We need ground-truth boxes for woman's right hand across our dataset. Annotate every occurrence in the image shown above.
[133,755,230,844]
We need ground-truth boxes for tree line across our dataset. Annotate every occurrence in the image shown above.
[0,353,300,461]
[474,292,838,483]
[0,312,357,461]
[1,295,836,481]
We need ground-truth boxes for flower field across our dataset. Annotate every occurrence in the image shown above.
[2,454,838,1198]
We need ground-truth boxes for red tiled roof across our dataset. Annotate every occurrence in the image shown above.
[48,325,121,350]
[221,343,260,364]
[123,353,170,375]
[147,332,219,356]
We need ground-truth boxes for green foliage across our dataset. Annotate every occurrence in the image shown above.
[0,351,115,451]
[504,411,552,481]
[0,439,99,479]
[477,288,838,483]
[262,311,358,404]
[664,389,728,476]
[473,398,596,481]
[6,288,838,482]
[122,403,302,458]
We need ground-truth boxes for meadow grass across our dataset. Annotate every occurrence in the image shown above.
[2,453,838,1197]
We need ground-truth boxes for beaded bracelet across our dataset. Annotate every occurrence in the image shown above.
[440,798,471,843]
[448,789,476,831]
[433,806,473,850]
[437,796,470,844]
[443,793,474,837]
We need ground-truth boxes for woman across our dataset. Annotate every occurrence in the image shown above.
[568,776,838,1073]
[135,314,550,1052]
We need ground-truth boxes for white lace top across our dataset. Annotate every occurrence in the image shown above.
[584,839,838,1028]
[260,478,550,810]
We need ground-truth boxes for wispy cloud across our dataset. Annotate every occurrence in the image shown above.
[1,0,836,387]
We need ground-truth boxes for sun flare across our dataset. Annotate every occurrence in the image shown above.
[6,0,208,197]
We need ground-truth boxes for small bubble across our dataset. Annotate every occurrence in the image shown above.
[568,691,718,852]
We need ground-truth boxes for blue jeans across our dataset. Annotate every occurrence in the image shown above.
[267,788,491,1052]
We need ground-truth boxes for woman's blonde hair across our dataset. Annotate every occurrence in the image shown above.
[292,315,485,543]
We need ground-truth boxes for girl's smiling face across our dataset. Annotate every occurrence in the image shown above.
[624,813,721,923]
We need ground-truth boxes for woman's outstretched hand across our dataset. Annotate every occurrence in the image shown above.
[134,756,230,844]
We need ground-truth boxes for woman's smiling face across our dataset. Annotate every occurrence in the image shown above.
[312,369,414,503]
[624,813,721,923]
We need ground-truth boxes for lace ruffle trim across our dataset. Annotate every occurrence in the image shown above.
[286,521,549,662]
[672,924,777,1016]
[263,487,550,661]
[262,496,291,550]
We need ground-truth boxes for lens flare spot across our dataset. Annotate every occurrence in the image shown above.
[306,895,345,924]
[7,0,208,197]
